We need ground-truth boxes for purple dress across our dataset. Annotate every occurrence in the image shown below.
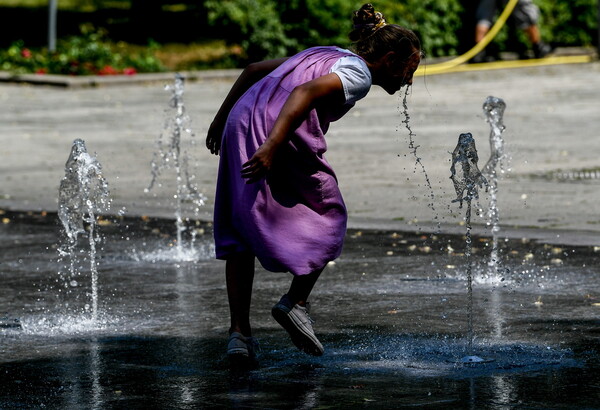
[214,46,362,275]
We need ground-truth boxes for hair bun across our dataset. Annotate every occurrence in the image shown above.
[350,3,386,42]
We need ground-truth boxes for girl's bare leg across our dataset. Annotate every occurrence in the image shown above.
[226,252,255,336]
[286,266,324,306]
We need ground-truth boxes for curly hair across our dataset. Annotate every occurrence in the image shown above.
[349,3,421,63]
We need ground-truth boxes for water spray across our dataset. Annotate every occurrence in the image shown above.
[147,73,206,259]
[401,87,440,233]
[58,138,110,323]
[480,96,508,279]
[450,132,493,364]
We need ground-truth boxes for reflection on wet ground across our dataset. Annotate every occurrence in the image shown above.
[1,211,599,408]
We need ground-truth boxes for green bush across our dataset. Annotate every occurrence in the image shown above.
[1,1,597,73]
[203,0,464,60]
[370,0,464,57]
[0,24,164,75]
[205,0,297,62]
[278,0,356,49]
[537,0,597,46]
[204,0,596,61]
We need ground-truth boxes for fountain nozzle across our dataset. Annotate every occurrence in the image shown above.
[459,355,495,365]
[0,316,22,329]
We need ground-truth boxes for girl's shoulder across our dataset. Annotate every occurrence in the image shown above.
[328,51,372,104]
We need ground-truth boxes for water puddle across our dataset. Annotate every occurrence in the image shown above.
[0,214,597,407]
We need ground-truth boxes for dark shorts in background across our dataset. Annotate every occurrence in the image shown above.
[476,0,540,30]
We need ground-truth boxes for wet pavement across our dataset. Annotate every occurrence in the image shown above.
[1,61,600,242]
[1,60,600,407]
[1,212,599,408]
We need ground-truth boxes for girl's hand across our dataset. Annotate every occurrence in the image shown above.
[241,142,276,183]
[241,72,345,183]
[206,123,223,155]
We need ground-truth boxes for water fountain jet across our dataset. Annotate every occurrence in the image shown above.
[480,96,508,280]
[450,132,492,364]
[58,138,110,323]
[146,74,206,261]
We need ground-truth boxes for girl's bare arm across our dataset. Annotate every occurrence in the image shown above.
[206,57,288,155]
[241,73,345,183]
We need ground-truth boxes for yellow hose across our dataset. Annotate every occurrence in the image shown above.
[419,54,594,75]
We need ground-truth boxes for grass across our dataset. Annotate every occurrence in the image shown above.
[154,41,244,71]
[112,40,244,71]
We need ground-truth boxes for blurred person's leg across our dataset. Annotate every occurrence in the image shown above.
[513,0,552,58]
[472,0,499,62]
[475,0,496,42]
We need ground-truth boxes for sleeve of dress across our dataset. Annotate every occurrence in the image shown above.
[330,56,372,104]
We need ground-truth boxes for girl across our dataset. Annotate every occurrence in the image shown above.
[206,3,421,363]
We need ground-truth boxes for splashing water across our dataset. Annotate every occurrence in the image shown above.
[450,132,488,356]
[400,87,440,232]
[450,133,487,209]
[480,96,508,280]
[481,96,508,178]
[146,73,207,260]
[58,139,111,323]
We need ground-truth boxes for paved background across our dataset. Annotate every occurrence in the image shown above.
[1,61,599,245]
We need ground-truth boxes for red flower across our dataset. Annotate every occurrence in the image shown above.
[123,67,137,75]
[35,68,47,75]
[21,48,32,58]
[98,65,118,75]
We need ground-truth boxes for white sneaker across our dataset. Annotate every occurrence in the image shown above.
[271,294,324,356]
[227,332,258,365]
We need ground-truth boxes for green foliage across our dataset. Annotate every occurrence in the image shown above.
[0,24,164,75]
[279,0,355,49]
[203,0,596,62]
[372,0,464,57]
[281,0,464,57]
[205,0,297,62]
[536,0,597,46]
[204,0,464,59]
[1,1,597,72]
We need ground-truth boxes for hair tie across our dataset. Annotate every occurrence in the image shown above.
[374,19,387,29]
[374,12,386,29]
